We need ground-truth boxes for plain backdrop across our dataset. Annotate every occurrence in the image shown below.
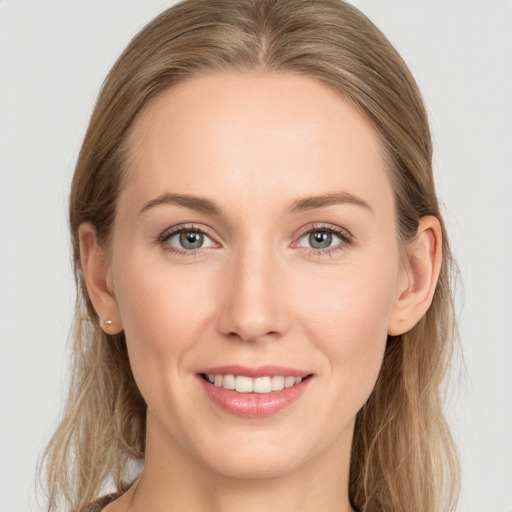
[0,1,511,511]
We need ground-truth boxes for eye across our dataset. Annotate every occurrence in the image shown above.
[162,227,215,251]
[300,230,339,250]
[296,225,352,254]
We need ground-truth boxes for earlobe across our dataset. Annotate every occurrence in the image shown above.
[79,222,123,334]
[387,215,442,336]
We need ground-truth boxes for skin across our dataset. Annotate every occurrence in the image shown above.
[80,71,442,512]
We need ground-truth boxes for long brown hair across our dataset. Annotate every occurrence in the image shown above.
[40,1,460,510]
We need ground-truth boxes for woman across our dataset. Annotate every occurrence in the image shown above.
[40,0,460,510]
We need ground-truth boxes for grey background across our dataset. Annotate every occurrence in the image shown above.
[0,1,511,510]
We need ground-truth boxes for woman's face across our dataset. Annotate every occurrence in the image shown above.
[109,71,405,478]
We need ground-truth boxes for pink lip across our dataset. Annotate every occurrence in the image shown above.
[197,365,312,418]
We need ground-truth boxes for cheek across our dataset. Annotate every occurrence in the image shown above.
[297,257,398,399]
[111,251,213,391]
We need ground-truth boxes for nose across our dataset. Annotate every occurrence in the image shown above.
[216,242,290,343]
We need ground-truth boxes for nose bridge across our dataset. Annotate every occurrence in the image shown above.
[217,234,288,342]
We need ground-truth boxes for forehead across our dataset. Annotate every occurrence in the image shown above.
[121,70,393,217]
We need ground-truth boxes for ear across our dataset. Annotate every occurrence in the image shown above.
[79,222,123,335]
[387,215,442,336]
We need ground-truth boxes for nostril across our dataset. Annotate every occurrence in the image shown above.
[225,330,282,343]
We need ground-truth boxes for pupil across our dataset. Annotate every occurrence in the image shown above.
[310,231,331,249]
[180,230,203,249]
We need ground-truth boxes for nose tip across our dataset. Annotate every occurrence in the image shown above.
[216,254,289,343]
[222,309,283,343]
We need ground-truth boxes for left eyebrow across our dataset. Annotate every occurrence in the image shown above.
[286,191,373,214]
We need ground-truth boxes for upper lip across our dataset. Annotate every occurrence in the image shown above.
[197,364,311,378]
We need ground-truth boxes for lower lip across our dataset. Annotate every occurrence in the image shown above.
[198,376,311,418]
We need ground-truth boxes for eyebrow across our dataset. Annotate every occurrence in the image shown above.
[140,193,222,216]
[139,190,372,217]
[287,191,373,214]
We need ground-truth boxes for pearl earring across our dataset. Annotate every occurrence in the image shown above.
[102,320,113,327]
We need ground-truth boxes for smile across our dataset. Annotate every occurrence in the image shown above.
[197,366,313,417]
[203,374,303,393]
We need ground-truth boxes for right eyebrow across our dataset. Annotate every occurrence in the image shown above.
[139,193,222,217]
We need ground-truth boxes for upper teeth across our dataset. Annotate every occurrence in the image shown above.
[206,374,303,393]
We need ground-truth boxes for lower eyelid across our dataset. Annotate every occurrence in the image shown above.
[299,246,346,259]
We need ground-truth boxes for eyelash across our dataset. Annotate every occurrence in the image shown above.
[157,223,353,258]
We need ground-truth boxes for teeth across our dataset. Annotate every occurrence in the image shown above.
[271,375,284,391]
[222,374,235,390]
[253,376,271,393]
[284,376,296,388]
[205,374,306,394]
[235,375,253,393]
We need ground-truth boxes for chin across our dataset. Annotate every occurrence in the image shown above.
[200,448,303,480]
[185,421,332,481]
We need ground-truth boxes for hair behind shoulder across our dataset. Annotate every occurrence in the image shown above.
[39,1,460,510]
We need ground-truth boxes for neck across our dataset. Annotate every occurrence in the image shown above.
[125,412,355,512]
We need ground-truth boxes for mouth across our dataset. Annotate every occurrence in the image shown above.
[197,366,313,417]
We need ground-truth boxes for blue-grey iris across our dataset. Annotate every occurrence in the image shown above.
[180,230,204,249]
[309,231,332,249]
